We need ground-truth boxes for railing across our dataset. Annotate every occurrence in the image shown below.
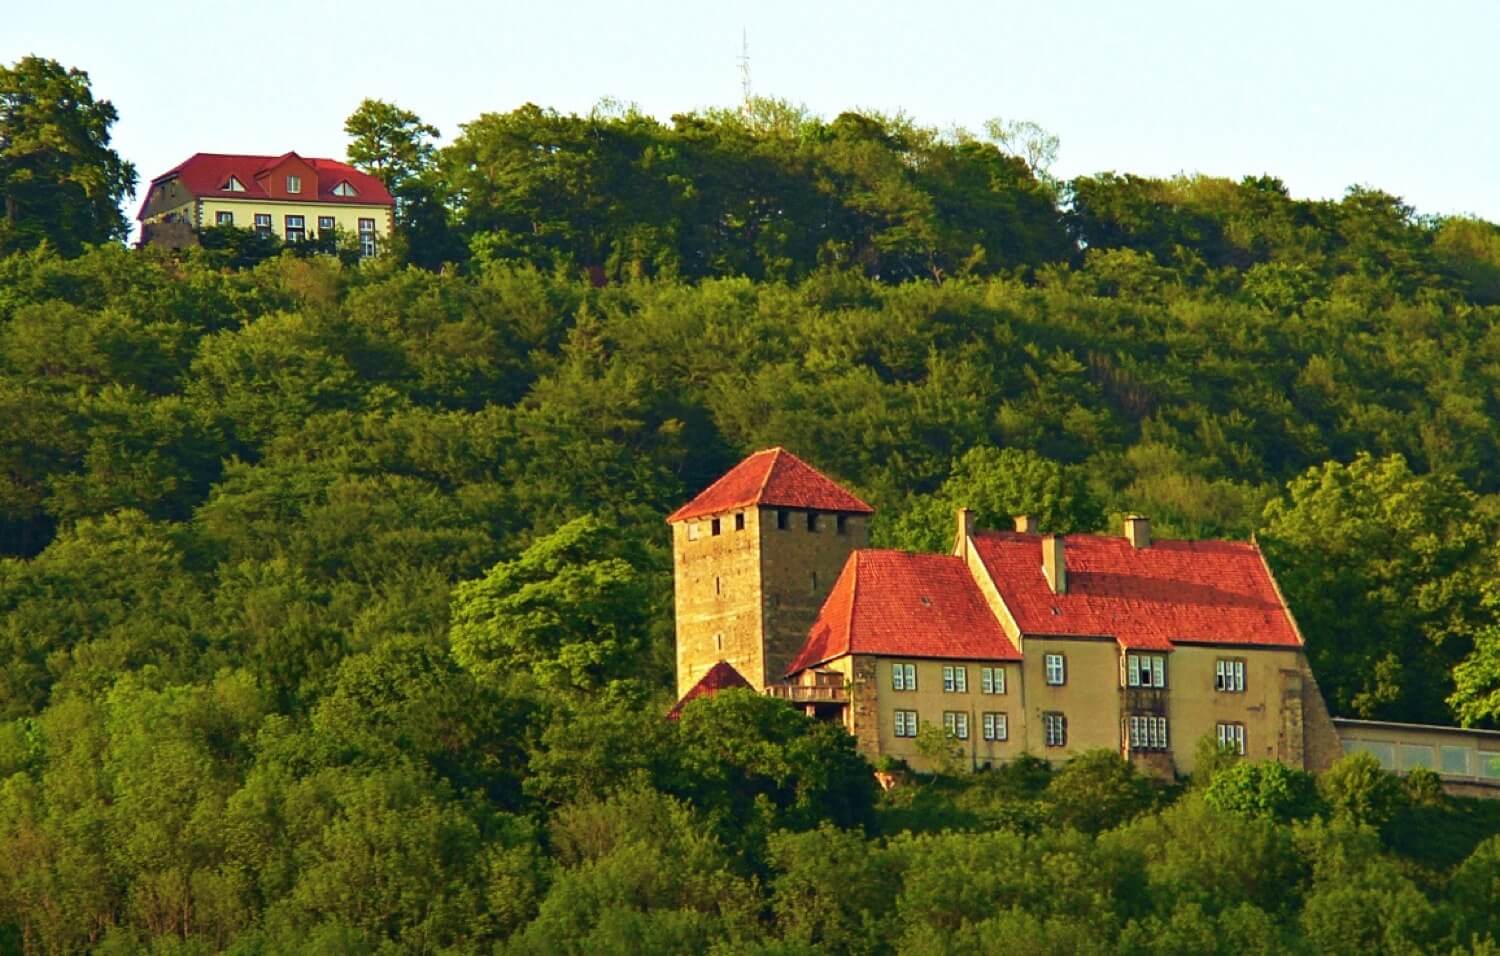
[765,684,847,704]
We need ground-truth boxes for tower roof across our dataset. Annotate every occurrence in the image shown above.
[787,550,1020,674]
[667,448,874,523]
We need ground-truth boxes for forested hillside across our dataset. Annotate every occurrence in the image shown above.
[4,56,1500,952]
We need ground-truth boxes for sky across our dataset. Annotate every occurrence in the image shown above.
[8,0,1500,224]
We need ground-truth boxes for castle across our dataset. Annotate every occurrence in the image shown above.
[669,447,1349,777]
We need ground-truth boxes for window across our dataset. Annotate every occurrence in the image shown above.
[284,215,306,242]
[1216,721,1245,755]
[358,217,376,257]
[1044,653,1066,686]
[777,509,790,530]
[223,175,246,192]
[711,518,721,536]
[836,514,848,535]
[714,575,720,595]
[942,665,968,693]
[980,666,1006,695]
[318,215,336,236]
[332,180,358,197]
[1129,715,1170,751]
[254,213,272,238]
[982,712,1008,741]
[215,210,234,226]
[1441,746,1472,776]
[1125,653,1167,688]
[714,633,723,652]
[1043,712,1067,748]
[286,174,302,194]
[943,711,969,740]
[806,511,819,532]
[1215,658,1246,693]
[894,709,918,738]
[734,512,745,531]
[892,663,916,692]
[686,521,700,541]
[810,571,818,593]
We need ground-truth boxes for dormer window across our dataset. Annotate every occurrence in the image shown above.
[222,176,245,192]
[286,175,302,194]
[332,181,358,197]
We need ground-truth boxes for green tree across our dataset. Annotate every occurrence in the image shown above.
[1201,760,1320,823]
[0,56,137,255]
[1260,453,1497,721]
[1044,749,1155,834]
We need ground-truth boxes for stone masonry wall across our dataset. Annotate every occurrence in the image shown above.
[758,509,868,685]
[673,507,768,695]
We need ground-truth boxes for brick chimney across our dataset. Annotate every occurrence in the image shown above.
[1014,514,1038,534]
[1124,514,1151,549]
[1042,535,1066,594]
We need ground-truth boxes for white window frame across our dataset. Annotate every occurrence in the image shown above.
[358,217,377,257]
[223,175,246,192]
[982,712,1008,741]
[284,214,306,242]
[894,709,918,738]
[286,174,302,194]
[333,180,358,197]
[1215,658,1246,693]
[1044,653,1066,686]
[253,213,272,238]
[980,665,1006,695]
[1043,712,1067,747]
[943,711,969,740]
[1128,715,1170,750]
[942,665,967,693]
[892,662,916,692]
[1216,721,1246,755]
[1125,653,1167,688]
[215,210,234,226]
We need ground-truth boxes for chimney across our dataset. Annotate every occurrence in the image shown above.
[1124,514,1151,549]
[1014,514,1038,534]
[1042,535,1066,594]
[955,507,977,560]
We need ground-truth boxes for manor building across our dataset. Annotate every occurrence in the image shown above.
[670,448,1345,777]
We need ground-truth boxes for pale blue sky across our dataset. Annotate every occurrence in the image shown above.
[9,0,1499,223]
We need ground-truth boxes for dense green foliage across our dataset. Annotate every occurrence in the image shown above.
[4,57,1500,952]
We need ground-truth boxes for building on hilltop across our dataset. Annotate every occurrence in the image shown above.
[667,447,873,697]
[670,448,1345,779]
[136,152,394,253]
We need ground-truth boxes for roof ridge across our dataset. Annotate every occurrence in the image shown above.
[753,448,780,501]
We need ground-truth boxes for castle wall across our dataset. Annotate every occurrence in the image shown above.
[861,657,1023,771]
[672,507,767,696]
[756,508,867,685]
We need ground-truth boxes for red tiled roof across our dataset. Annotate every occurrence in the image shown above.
[787,550,1021,674]
[667,660,754,719]
[971,531,1301,650]
[136,152,394,219]
[667,448,874,523]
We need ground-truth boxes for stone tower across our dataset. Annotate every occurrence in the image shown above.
[668,448,873,696]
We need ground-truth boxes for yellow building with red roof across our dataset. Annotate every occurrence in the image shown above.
[670,448,1346,778]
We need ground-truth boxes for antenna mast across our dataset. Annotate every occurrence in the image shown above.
[738,28,752,110]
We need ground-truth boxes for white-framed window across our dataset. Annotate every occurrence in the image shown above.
[1129,715,1170,751]
[982,712,1008,741]
[358,217,377,257]
[1044,653,1066,686]
[254,213,272,238]
[1125,653,1167,688]
[215,210,234,226]
[332,180,358,197]
[317,215,336,236]
[286,174,302,194]
[980,665,1006,694]
[892,663,916,692]
[942,665,968,693]
[1043,712,1067,747]
[1216,721,1246,755]
[284,215,306,242]
[686,521,700,541]
[943,711,969,740]
[894,709,918,738]
[1215,658,1246,693]
[223,175,246,192]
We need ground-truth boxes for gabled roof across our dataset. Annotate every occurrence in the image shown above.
[971,531,1301,650]
[787,550,1020,674]
[667,661,754,719]
[667,447,874,523]
[136,152,395,219]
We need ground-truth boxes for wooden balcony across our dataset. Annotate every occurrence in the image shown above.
[764,683,848,704]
